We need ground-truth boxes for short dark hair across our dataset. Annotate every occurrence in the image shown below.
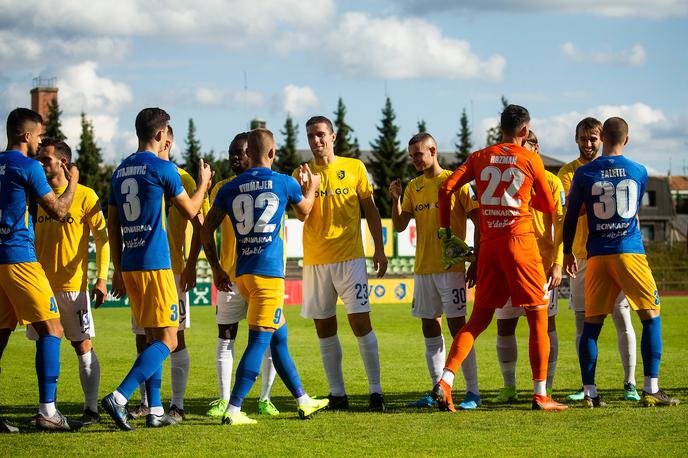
[231,132,249,145]
[602,117,629,146]
[408,132,436,146]
[247,128,274,160]
[305,116,334,133]
[500,104,530,137]
[6,107,43,137]
[527,130,538,144]
[135,108,170,142]
[167,124,174,139]
[40,137,72,162]
[575,117,602,138]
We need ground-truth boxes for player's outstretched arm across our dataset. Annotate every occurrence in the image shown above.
[389,178,412,232]
[171,159,213,220]
[200,205,231,292]
[438,161,473,229]
[107,204,126,299]
[37,162,79,220]
[361,195,388,278]
[292,163,320,221]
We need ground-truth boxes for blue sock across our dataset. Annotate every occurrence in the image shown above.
[145,364,163,408]
[270,325,305,398]
[117,340,170,400]
[229,330,272,408]
[578,322,603,386]
[641,316,662,378]
[36,335,61,403]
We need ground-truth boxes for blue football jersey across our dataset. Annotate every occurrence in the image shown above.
[109,151,183,271]
[0,150,53,264]
[563,155,647,257]
[214,167,303,278]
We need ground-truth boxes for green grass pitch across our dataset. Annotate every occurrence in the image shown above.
[1,298,686,456]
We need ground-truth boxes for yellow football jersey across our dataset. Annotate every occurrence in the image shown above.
[558,158,589,259]
[167,167,210,274]
[401,170,477,274]
[210,176,238,281]
[294,156,373,266]
[531,171,565,269]
[34,184,109,292]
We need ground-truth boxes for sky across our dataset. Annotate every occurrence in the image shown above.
[1,0,687,175]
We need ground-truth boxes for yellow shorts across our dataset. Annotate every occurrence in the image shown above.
[123,269,179,328]
[236,275,285,329]
[585,253,660,317]
[0,262,59,329]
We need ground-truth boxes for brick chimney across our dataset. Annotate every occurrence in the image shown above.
[30,77,58,122]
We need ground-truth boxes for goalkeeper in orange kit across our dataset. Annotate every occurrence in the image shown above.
[433,104,567,411]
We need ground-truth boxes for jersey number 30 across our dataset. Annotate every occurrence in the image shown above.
[592,179,638,220]
[232,192,279,235]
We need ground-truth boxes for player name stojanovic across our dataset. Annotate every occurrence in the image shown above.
[116,165,148,178]
[239,180,273,192]
[600,168,627,178]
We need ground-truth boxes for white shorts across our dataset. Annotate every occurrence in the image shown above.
[496,283,558,320]
[27,291,94,341]
[131,274,189,335]
[569,258,629,313]
[215,288,249,325]
[411,272,468,319]
[301,258,371,319]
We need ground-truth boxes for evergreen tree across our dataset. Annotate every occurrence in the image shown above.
[485,96,509,146]
[202,150,232,184]
[455,108,473,166]
[75,113,108,208]
[417,119,427,133]
[44,98,66,140]
[333,97,361,158]
[183,118,202,180]
[274,114,302,175]
[367,97,406,218]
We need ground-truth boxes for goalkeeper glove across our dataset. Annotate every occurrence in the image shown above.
[438,227,475,269]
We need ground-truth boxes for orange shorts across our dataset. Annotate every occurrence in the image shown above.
[475,234,548,309]
[585,253,660,317]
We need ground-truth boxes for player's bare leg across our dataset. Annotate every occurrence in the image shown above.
[71,338,101,424]
[348,311,384,411]
[495,318,519,403]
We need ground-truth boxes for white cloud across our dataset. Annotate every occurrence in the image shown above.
[524,103,684,173]
[562,42,647,66]
[280,85,319,116]
[396,0,688,19]
[57,61,133,114]
[194,87,266,110]
[324,13,505,80]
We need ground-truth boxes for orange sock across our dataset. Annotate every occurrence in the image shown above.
[525,307,550,382]
[445,307,494,374]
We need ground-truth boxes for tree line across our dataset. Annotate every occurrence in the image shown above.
[43,96,509,217]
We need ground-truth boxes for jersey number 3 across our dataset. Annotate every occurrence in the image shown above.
[121,178,141,222]
[232,192,279,235]
[480,166,525,208]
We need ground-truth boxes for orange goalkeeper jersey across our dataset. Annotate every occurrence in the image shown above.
[439,142,554,243]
